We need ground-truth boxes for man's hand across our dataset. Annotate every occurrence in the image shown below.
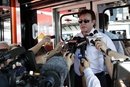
[95,40,108,53]
[79,58,90,75]
[63,52,74,70]
[40,35,51,45]
[54,42,64,53]
[43,42,64,61]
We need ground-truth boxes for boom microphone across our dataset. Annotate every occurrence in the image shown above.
[40,56,68,87]
[0,47,26,64]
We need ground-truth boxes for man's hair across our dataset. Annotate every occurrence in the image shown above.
[78,9,96,27]
[99,13,109,29]
[78,9,96,21]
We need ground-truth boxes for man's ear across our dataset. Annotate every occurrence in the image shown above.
[92,20,96,27]
[92,20,96,24]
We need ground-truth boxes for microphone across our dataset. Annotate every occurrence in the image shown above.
[50,35,55,39]
[0,47,26,64]
[77,38,89,47]
[43,35,55,39]
[40,56,68,87]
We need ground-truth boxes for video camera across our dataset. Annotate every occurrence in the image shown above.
[0,47,38,87]
[0,47,37,72]
[0,47,68,87]
[14,55,68,87]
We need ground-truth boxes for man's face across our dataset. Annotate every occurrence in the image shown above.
[78,13,95,34]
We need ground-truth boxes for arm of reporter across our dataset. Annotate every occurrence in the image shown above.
[95,40,129,60]
[95,40,129,79]
[35,42,64,64]
[80,59,101,87]
[45,42,64,60]
[28,36,51,55]
[104,56,113,79]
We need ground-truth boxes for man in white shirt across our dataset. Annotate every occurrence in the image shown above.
[74,9,117,87]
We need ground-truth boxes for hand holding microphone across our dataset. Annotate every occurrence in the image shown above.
[63,52,74,70]
[38,35,55,45]
[54,42,64,54]
[45,42,64,61]
[29,35,53,55]
[95,40,130,61]
[95,40,109,54]
[79,58,90,75]
[40,35,51,46]
[40,35,55,52]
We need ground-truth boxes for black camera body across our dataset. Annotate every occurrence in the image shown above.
[66,36,88,54]
[0,47,67,87]
[0,48,38,87]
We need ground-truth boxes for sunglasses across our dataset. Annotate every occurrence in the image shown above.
[78,20,90,24]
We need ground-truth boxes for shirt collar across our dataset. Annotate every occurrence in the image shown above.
[88,28,96,35]
[78,28,98,37]
[86,28,99,37]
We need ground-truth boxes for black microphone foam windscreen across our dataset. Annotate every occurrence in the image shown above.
[41,56,68,87]
[50,35,55,39]
[7,47,26,58]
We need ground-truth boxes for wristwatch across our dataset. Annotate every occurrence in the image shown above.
[106,48,112,55]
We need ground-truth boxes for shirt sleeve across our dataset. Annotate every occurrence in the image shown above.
[114,41,124,54]
[84,68,101,87]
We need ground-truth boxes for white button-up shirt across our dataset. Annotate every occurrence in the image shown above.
[74,28,117,75]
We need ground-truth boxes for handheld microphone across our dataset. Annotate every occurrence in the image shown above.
[40,56,68,87]
[0,47,26,64]
[50,35,55,39]
[77,38,89,47]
